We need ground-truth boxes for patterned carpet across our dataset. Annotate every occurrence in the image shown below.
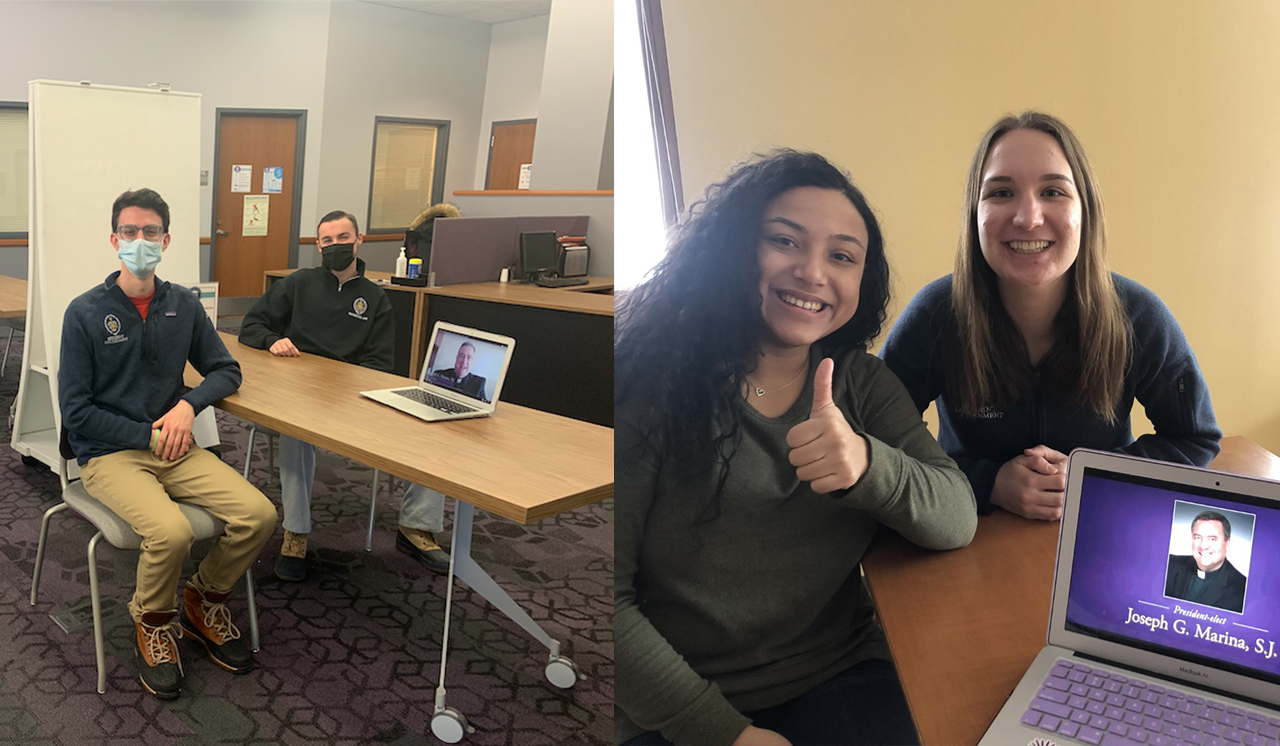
[0,332,613,745]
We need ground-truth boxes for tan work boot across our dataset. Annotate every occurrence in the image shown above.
[180,582,254,674]
[135,609,184,700]
[396,525,450,573]
[275,530,308,581]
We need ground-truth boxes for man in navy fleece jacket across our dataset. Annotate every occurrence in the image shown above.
[59,188,276,700]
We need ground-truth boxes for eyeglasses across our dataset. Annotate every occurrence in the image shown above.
[116,225,165,240]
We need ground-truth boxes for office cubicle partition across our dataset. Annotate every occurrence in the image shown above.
[428,215,589,286]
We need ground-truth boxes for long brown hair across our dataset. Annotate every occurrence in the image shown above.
[950,111,1129,422]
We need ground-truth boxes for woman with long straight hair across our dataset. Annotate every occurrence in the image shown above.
[881,112,1221,521]
[616,150,976,746]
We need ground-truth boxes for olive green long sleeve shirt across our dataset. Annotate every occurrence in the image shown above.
[616,347,977,746]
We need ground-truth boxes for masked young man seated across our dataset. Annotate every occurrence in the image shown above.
[59,188,277,700]
[238,210,451,581]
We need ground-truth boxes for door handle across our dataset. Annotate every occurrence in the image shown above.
[216,229,228,236]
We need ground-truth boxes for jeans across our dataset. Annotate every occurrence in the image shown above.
[277,433,445,535]
[621,658,919,746]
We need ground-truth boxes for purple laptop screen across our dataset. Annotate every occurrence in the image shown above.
[1065,468,1280,683]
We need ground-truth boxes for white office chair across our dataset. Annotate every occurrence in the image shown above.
[29,428,261,694]
[243,423,392,552]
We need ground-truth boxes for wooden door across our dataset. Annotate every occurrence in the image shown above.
[485,119,536,190]
[213,115,298,297]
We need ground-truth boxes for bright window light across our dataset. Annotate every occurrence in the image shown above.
[615,0,668,289]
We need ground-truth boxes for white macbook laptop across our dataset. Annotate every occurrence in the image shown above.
[981,449,1280,746]
[360,321,515,422]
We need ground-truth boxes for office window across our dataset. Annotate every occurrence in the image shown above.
[617,0,681,288]
[0,103,28,237]
[367,116,450,233]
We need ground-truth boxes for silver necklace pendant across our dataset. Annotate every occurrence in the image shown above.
[754,386,766,397]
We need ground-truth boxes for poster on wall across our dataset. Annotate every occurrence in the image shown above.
[263,166,283,194]
[243,195,269,236]
[188,282,218,322]
[231,164,252,193]
[518,163,532,190]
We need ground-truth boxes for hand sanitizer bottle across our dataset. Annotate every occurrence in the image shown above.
[395,247,408,278]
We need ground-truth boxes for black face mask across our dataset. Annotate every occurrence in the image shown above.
[321,242,356,272]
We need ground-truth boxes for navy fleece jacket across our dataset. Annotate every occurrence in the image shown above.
[880,274,1221,513]
[59,272,242,465]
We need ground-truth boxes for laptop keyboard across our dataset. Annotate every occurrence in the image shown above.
[391,388,478,415]
[1021,659,1280,746]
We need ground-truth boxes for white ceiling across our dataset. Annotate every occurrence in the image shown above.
[359,0,554,25]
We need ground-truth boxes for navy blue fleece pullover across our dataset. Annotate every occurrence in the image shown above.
[880,274,1221,513]
[59,272,242,465]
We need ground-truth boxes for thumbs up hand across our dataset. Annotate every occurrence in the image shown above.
[786,357,869,494]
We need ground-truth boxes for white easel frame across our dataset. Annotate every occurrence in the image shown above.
[13,80,211,473]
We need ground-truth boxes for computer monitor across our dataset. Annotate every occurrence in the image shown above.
[519,231,559,281]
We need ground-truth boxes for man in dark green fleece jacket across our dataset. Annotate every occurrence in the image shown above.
[238,210,451,581]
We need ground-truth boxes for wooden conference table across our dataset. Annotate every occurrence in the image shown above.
[862,436,1280,746]
[0,274,27,318]
[185,332,613,730]
[263,269,615,427]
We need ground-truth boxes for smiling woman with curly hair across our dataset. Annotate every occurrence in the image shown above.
[615,150,976,746]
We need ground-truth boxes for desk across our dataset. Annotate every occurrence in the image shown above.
[861,437,1280,746]
[0,274,27,318]
[186,333,613,736]
[262,269,614,427]
[0,275,27,377]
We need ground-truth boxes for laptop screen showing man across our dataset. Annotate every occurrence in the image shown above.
[1065,467,1280,683]
[423,327,507,404]
[359,322,514,422]
[980,450,1280,745]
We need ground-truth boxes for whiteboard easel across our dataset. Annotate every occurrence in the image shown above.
[14,80,215,475]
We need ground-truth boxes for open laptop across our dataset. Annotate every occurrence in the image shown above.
[360,321,515,422]
[981,449,1280,746]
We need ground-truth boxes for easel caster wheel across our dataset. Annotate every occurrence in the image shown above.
[545,656,581,689]
[430,707,474,743]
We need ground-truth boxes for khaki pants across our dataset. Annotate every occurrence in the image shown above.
[80,448,277,622]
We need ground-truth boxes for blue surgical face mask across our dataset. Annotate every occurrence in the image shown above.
[118,238,164,278]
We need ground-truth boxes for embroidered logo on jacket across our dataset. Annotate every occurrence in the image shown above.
[976,406,1004,419]
[349,297,369,321]
[103,314,127,345]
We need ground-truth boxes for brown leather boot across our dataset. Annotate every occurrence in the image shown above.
[396,526,450,574]
[180,582,254,674]
[274,530,308,582]
[135,610,183,700]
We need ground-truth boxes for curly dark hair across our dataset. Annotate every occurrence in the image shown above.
[616,150,890,515]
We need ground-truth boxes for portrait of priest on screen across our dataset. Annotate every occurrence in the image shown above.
[433,342,488,401]
[1165,510,1248,614]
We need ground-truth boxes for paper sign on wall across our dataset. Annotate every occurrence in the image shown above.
[231,164,252,193]
[243,195,269,236]
[263,166,283,194]
[188,282,218,322]
[518,163,532,190]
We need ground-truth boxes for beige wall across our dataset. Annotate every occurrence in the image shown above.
[660,0,1280,453]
